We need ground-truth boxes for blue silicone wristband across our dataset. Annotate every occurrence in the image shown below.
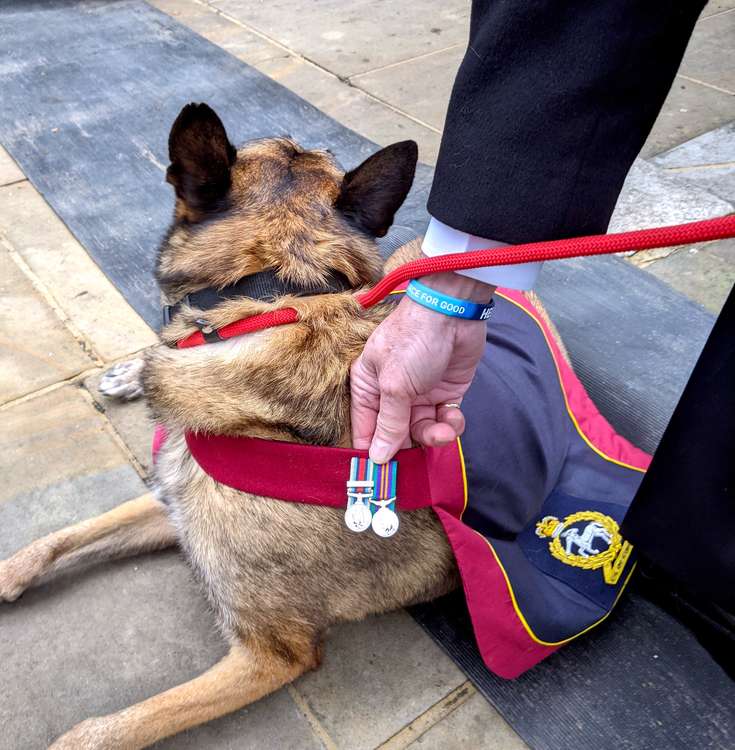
[405,280,495,321]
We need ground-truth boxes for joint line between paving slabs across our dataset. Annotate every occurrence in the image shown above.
[1,233,105,366]
[376,680,477,749]
[286,685,339,750]
[191,0,442,134]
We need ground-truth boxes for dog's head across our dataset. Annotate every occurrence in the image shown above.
[156,103,418,303]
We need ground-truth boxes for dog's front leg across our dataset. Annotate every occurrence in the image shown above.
[49,641,319,750]
[0,493,175,601]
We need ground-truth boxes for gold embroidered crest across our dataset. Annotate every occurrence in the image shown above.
[534,511,633,585]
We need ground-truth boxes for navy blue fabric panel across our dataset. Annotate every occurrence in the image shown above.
[489,538,609,643]
[517,492,636,614]
[460,298,568,539]
[459,294,642,642]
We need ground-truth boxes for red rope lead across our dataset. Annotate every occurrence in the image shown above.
[178,307,300,348]
[355,214,735,309]
[176,214,735,347]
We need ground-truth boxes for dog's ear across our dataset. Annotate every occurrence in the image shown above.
[166,103,237,213]
[336,141,418,237]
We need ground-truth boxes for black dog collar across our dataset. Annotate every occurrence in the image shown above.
[162,268,353,329]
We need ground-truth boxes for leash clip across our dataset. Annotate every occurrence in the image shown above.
[194,318,223,344]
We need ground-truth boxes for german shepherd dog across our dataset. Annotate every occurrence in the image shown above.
[0,103,560,748]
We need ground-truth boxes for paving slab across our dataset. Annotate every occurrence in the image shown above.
[255,55,442,164]
[0,144,24,186]
[609,158,733,234]
[0,181,157,364]
[652,122,735,204]
[149,0,288,64]
[148,0,442,163]
[641,78,735,158]
[0,499,321,750]
[211,0,470,77]
[296,610,465,750]
[681,9,735,93]
[0,385,130,504]
[637,238,735,314]
[84,370,155,475]
[0,246,93,404]
[702,0,735,16]
[408,692,527,750]
[351,45,463,131]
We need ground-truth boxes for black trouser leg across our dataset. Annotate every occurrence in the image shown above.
[622,286,735,673]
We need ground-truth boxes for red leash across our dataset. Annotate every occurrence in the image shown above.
[178,214,735,348]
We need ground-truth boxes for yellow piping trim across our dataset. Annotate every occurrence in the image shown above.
[496,292,646,473]
[457,436,469,517]
[480,530,637,646]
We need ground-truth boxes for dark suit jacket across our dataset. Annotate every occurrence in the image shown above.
[428,0,707,243]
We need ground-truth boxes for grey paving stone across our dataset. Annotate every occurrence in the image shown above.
[681,9,735,93]
[255,55,442,163]
[654,121,735,167]
[150,0,441,162]
[0,465,146,557]
[408,693,527,750]
[702,0,735,17]
[651,122,735,204]
[296,610,465,750]
[0,246,94,404]
[0,181,157,363]
[640,238,735,314]
[0,144,24,185]
[0,385,132,504]
[351,45,463,131]
[0,469,324,750]
[641,77,735,158]
[609,159,733,234]
[211,0,470,77]
[148,0,287,64]
[85,370,155,476]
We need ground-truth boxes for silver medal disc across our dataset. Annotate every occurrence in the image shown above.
[345,501,373,533]
[371,505,400,538]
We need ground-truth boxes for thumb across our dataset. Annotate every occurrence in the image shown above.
[370,388,412,464]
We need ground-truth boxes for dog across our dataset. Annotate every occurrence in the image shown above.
[0,102,573,748]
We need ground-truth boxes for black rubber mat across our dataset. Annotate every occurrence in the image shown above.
[1,2,731,748]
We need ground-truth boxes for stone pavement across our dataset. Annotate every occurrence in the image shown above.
[0,1,733,748]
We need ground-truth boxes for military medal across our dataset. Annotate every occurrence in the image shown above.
[371,502,400,538]
[345,457,400,537]
[344,496,373,532]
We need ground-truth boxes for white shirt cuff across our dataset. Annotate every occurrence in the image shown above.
[421,217,542,290]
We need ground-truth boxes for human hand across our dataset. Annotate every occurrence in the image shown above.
[350,271,495,463]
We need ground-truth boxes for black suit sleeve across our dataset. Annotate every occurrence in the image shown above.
[428,0,707,243]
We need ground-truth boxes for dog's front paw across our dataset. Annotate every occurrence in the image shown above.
[0,543,54,603]
[49,718,112,750]
[98,358,145,401]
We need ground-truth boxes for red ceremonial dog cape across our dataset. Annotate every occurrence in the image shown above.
[154,289,650,679]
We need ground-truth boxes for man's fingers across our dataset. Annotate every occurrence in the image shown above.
[436,404,466,437]
[370,389,413,464]
[350,357,380,451]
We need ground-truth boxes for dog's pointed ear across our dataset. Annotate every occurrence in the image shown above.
[336,141,418,237]
[166,103,237,213]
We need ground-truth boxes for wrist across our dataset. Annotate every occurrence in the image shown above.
[417,270,496,304]
[417,254,495,303]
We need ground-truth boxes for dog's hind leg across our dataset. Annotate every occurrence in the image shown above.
[49,640,318,750]
[0,493,176,602]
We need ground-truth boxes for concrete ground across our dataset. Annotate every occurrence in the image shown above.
[0,1,733,748]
